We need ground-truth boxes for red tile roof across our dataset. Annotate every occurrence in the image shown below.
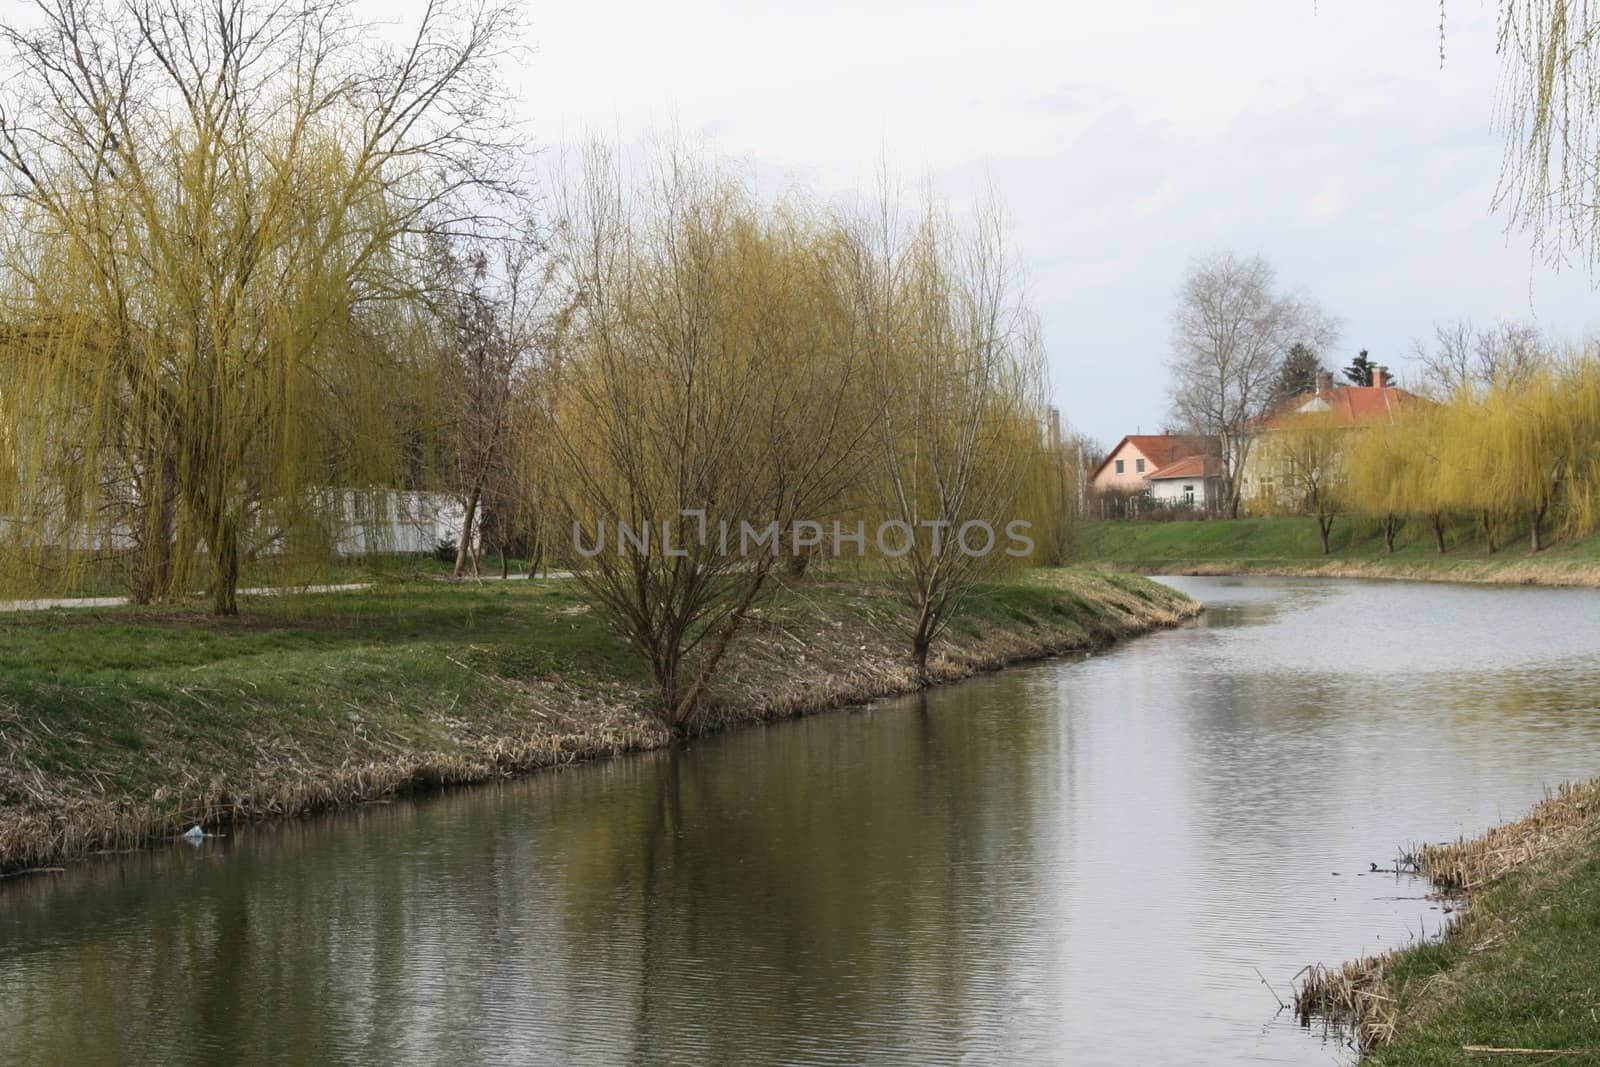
[1090,434,1217,481]
[1147,454,1223,480]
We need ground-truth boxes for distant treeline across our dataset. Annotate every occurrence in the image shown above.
[1260,356,1600,554]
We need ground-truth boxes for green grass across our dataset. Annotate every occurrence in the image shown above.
[0,579,636,802]
[1066,516,1600,582]
[1366,825,1600,1065]
[0,567,1195,868]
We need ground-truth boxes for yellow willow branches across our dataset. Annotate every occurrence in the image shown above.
[0,0,522,613]
[543,144,1052,725]
[1292,354,1600,555]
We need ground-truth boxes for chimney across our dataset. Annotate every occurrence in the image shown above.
[1372,366,1389,389]
[1315,371,1333,396]
[1048,406,1062,451]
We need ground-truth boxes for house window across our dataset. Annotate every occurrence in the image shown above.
[1183,484,1196,505]
[1136,458,1146,473]
[1114,459,1124,474]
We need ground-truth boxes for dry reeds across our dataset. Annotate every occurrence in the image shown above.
[1294,776,1600,1051]
[1294,955,1400,1050]
[1415,779,1600,893]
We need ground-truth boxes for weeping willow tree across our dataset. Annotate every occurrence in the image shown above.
[546,144,869,730]
[0,0,521,613]
[844,190,1048,676]
[1344,419,1415,552]
[1009,412,1083,566]
[1474,358,1600,551]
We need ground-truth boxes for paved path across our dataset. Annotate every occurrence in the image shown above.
[0,572,576,614]
[0,582,371,614]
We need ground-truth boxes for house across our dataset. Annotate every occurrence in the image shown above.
[1146,454,1225,510]
[1089,434,1217,496]
[1240,368,1427,505]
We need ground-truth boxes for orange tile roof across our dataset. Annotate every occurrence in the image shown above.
[1090,433,1217,481]
[1260,385,1429,429]
[1147,454,1223,480]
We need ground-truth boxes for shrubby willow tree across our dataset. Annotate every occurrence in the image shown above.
[0,0,521,613]
[547,145,868,730]
[844,190,1047,677]
[1344,419,1418,553]
[1166,251,1339,518]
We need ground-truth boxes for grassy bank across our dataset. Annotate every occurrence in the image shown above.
[1069,517,1600,587]
[1297,780,1600,1062]
[0,568,1197,874]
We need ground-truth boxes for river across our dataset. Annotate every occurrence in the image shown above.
[4,576,1600,1064]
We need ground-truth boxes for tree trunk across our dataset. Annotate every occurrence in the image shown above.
[1431,513,1447,554]
[1481,510,1496,553]
[672,565,771,731]
[1530,503,1547,553]
[1318,515,1333,555]
[133,450,177,605]
[1383,513,1399,553]
[909,592,938,681]
[454,487,481,578]
[211,520,240,617]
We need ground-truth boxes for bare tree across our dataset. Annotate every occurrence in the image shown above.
[436,234,556,578]
[1413,318,1551,396]
[1166,251,1339,518]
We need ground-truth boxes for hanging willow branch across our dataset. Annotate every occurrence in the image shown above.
[1488,1,1600,271]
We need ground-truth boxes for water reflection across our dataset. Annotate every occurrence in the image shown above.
[4,577,1600,1064]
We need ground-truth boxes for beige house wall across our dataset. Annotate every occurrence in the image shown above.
[1091,442,1159,494]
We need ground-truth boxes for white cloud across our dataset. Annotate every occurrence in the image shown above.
[1305,177,1346,223]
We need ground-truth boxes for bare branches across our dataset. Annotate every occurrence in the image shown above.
[1166,250,1339,518]
[1412,317,1554,396]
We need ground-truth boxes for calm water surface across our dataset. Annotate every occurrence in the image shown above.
[4,576,1600,1065]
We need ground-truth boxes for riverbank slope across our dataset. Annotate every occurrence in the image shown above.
[1298,778,1600,1063]
[0,569,1197,874]
[1070,518,1600,587]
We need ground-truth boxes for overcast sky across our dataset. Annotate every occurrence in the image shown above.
[508,0,1600,446]
[8,0,1593,446]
